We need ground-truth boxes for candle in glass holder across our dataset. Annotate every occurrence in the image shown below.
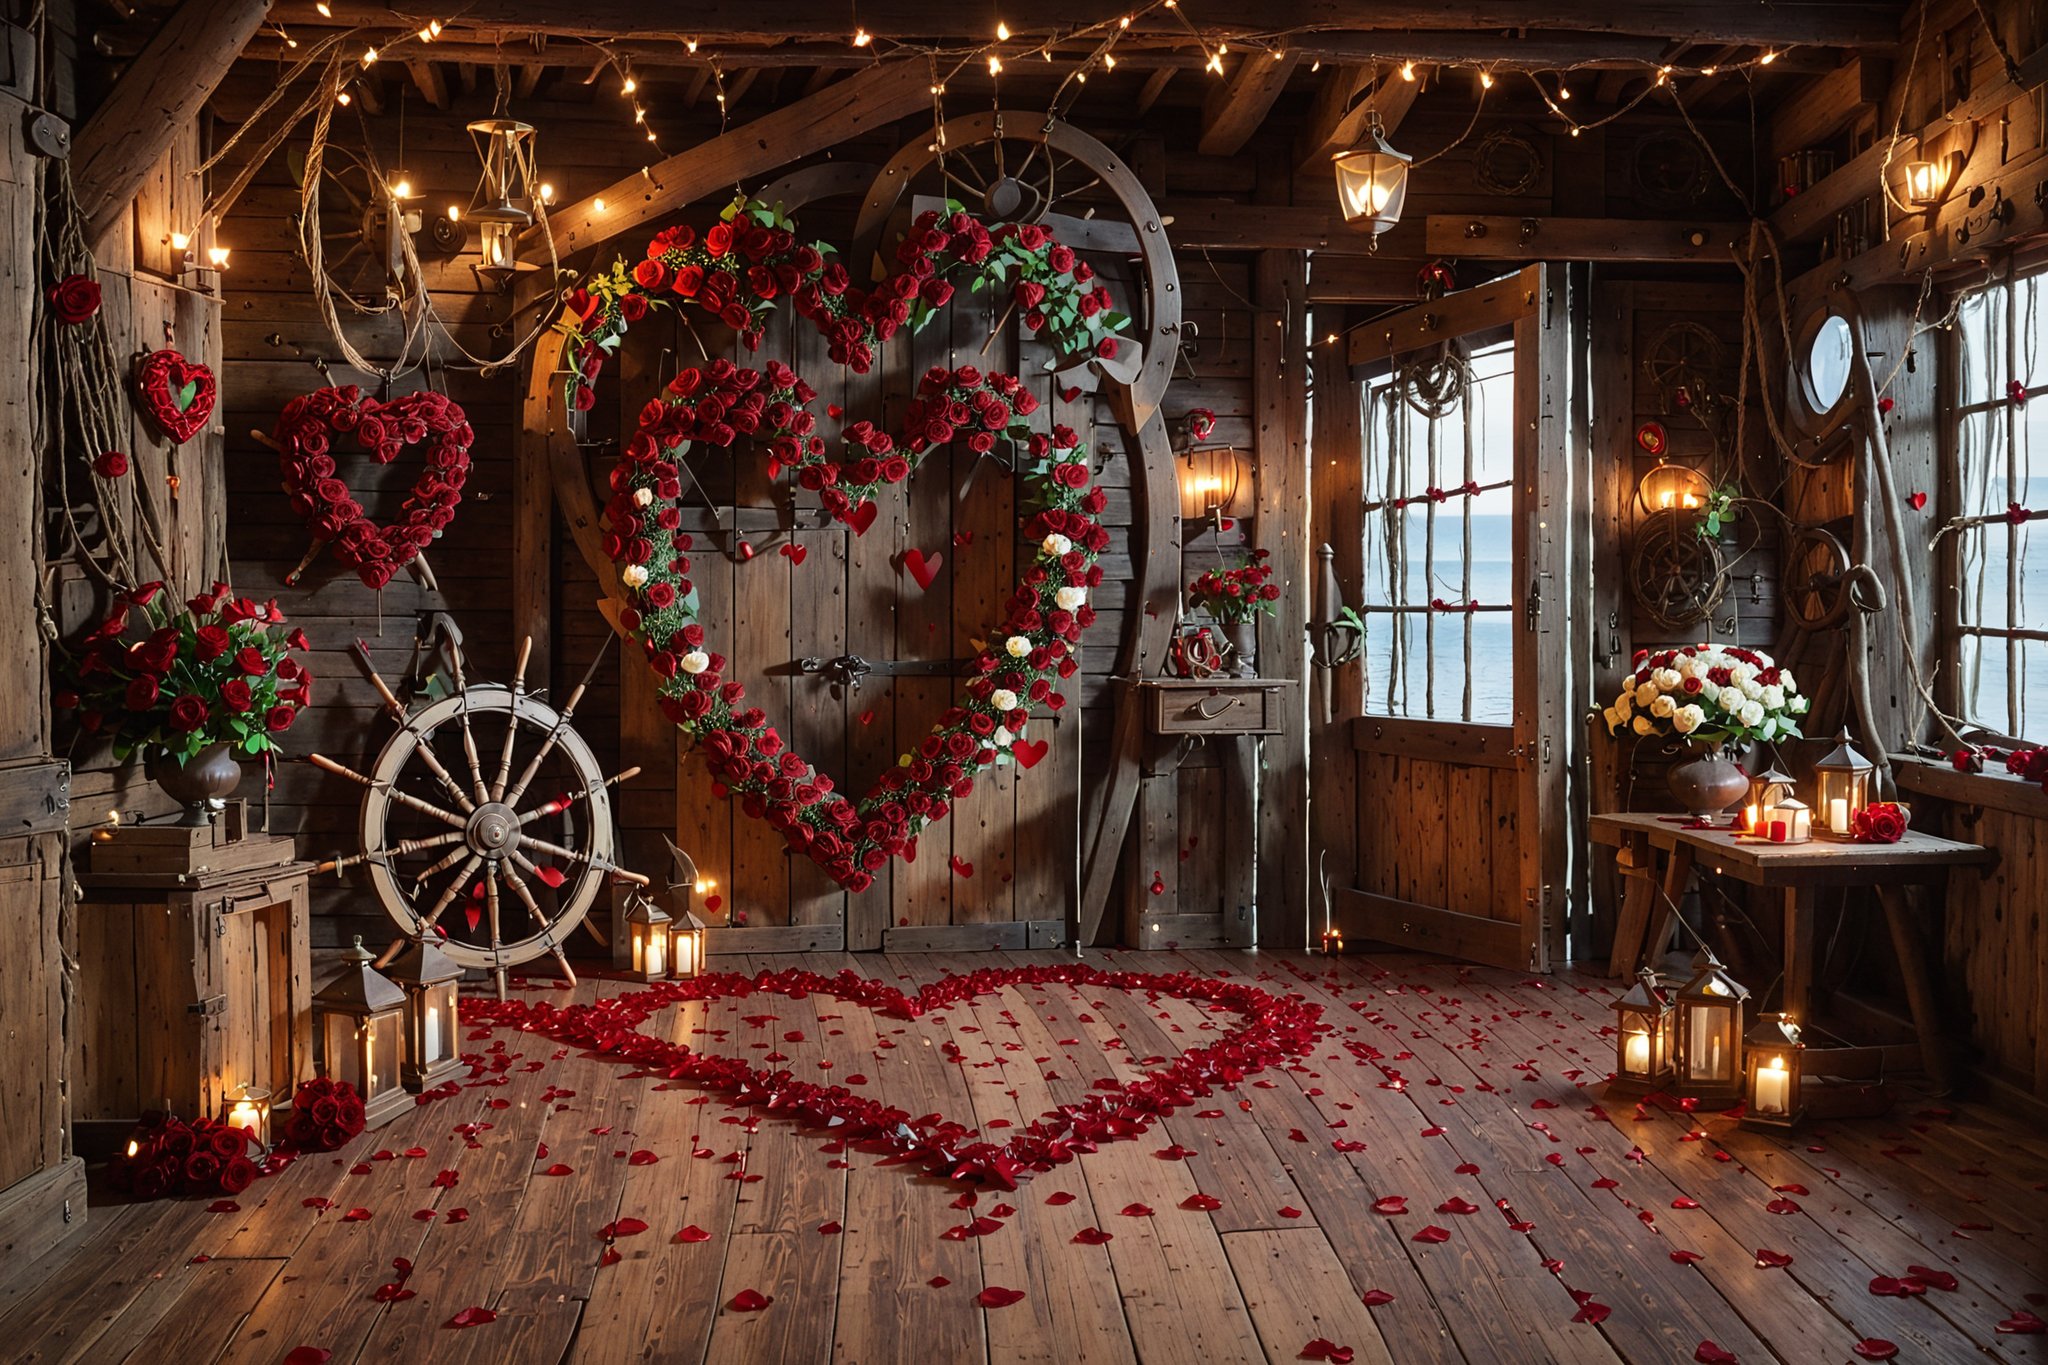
[1752,1055,1791,1115]
[1624,1030,1651,1074]
[646,933,665,978]
[1828,797,1850,835]
[424,1005,441,1061]
[1741,804,1760,834]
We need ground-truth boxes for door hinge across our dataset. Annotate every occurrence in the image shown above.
[1526,576,1541,630]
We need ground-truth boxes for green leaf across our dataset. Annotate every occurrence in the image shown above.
[174,378,199,411]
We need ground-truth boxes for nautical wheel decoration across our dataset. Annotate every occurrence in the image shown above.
[309,635,646,997]
[292,143,422,305]
[1642,320,1726,417]
[1781,524,1882,631]
[1630,128,1710,211]
[1628,508,1730,630]
[1473,128,1543,197]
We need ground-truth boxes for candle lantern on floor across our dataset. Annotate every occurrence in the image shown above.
[1742,765,1796,835]
[1610,969,1674,1094]
[624,891,674,981]
[312,936,410,1127]
[1814,729,1876,837]
[1741,1013,1805,1132]
[389,935,463,1092]
[671,909,708,979]
[225,1083,272,1151]
[1673,947,1749,1101]
[1319,927,1345,955]
[663,837,709,979]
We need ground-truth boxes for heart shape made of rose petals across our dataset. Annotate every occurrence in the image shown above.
[135,349,217,445]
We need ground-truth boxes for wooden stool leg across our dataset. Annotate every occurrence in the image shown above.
[1782,885,1816,1022]
[1642,843,1693,970]
[1607,834,1656,979]
[1877,884,1954,1094]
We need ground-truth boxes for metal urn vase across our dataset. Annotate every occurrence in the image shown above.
[147,743,243,826]
[1667,743,1748,823]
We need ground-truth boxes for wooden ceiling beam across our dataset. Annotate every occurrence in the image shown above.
[1135,67,1173,116]
[1766,55,1889,163]
[73,0,272,244]
[407,59,450,109]
[267,1,1907,48]
[1199,50,1301,157]
[1424,214,1747,261]
[1295,63,1425,169]
[527,58,932,256]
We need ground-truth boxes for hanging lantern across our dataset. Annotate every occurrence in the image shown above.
[1179,445,1247,525]
[624,891,674,981]
[1636,462,1712,515]
[1741,765,1796,834]
[1672,947,1749,1100]
[1333,110,1411,241]
[466,115,537,281]
[225,1083,273,1151]
[388,936,463,1092]
[1741,1013,1805,1132]
[311,936,410,1127]
[1610,969,1674,1094]
[1814,728,1876,837]
[1902,157,1948,208]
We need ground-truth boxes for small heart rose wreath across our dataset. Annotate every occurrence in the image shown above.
[573,198,1123,892]
[273,386,473,589]
[134,348,217,445]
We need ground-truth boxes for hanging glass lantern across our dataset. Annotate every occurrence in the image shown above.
[1814,728,1875,837]
[388,936,463,1092]
[1673,947,1749,1100]
[1332,110,1411,241]
[466,116,537,281]
[1741,765,1796,834]
[624,891,674,981]
[311,936,410,1127]
[1741,1013,1805,1132]
[1610,969,1674,1094]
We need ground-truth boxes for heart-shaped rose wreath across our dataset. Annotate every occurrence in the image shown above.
[273,386,473,589]
[463,963,1326,1187]
[567,199,1126,892]
[134,348,217,445]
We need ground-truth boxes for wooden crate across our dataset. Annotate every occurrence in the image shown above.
[72,834,313,1152]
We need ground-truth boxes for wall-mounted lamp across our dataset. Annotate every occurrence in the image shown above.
[1902,153,1958,210]
[1635,461,1711,515]
[1179,445,1249,528]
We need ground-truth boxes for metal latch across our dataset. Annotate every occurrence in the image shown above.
[188,995,227,1017]
[798,655,973,690]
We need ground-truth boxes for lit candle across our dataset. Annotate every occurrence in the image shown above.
[1769,820,1788,843]
[229,1099,262,1137]
[1624,1031,1651,1075]
[1790,807,1811,841]
[1753,1055,1790,1114]
[675,935,695,978]
[645,934,665,978]
[1742,804,1760,833]
[1828,798,1850,834]
[424,1005,441,1061]
[1709,1034,1723,1078]
[364,1022,377,1096]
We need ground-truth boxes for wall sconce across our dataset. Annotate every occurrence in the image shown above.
[1333,109,1411,244]
[1636,461,1712,515]
[205,246,231,271]
[1902,155,1954,209]
[1179,445,1248,528]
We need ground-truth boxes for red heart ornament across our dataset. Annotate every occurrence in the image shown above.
[273,386,473,589]
[135,349,217,444]
[903,547,944,591]
[1909,491,1928,510]
[780,543,808,565]
[845,502,879,536]
[463,964,1324,1190]
[1012,738,1049,769]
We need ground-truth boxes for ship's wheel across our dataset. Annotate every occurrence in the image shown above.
[292,143,419,306]
[1629,509,1730,630]
[1781,524,1885,631]
[309,636,646,997]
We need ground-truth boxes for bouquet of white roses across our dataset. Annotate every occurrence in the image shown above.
[1604,643,1809,747]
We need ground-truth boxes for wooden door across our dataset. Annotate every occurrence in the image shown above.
[1335,265,1570,971]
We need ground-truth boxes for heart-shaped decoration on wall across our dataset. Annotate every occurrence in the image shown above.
[134,349,217,445]
[579,198,1126,893]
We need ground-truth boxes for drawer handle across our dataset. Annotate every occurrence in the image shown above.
[1194,695,1243,721]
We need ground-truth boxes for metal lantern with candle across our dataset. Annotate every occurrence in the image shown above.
[1636,462,1713,516]
[388,936,463,1092]
[1672,947,1750,1101]
[1318,927,1345,955]
[624,891,674,981]
[1332,110,1411,243]
[1742,764,1795,835]
[1814,729,1876,837]
[662,836,709,979]
[1178,444,1247,530]
[1610,969,1674,1094]
[1741,1013,1805,1132]
[1764,796,1813,844]
[311,936,410,1127]
[465,112,538,282]
[225,1083,273,1151]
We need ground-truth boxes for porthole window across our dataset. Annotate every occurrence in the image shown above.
[1801,313,1854,416]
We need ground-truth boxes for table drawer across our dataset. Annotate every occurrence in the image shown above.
[1148,682,1285,736]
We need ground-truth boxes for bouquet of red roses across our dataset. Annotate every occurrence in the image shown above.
[1851,801,1911,844]
[1188,549,1280,624]
[106,1111,261,1202]
[55,581,311,765]
[283,1076,368,1151]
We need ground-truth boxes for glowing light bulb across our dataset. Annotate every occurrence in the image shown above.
[853,27,870,46]
[1205,51,1223,74]
[1558,84,1571,100]
[314,0,330,13]
[634,106,645,122]
[447,205,460,222]
[538,182,555,204]
[168,231,190,251]
[622,76,637,94]
[989,55,1002,74]
[391,178,411,198]
[337,90,351,105]
[1760,50,1777,64]
[1119,15,1131,27]
[594,197,607,212]
[1479,68,1493,89]
[1400,61,1416,81]
[996,20,1010,39]
[686,36,699,52]
[1701,65,1718,75]
[1103,53,1116,70]
[362,45,378,65]
[206,246,231,269]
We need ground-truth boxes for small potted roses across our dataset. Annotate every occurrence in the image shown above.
[1188,550,1280,676]
[57,581,313,824]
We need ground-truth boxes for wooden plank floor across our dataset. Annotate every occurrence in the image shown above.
[9,948,2047,1364]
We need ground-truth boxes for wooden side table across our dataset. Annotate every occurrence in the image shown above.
[1591,812,1995,1091]
[72,823,313,1151]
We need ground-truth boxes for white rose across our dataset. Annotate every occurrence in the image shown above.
[1041,533,1072,557]
[1674,704,1705,734]
[1699,680,1720,704]
[1005,635,1033,658]
[990,688,1019,712]
[1779,669,1798,694]
[680,650,710,674]
[1055,586,1087,610]
[632,487,654,507]
[992,726,1014,748]
[1676,657,1700,679]
[1761,685,1785,710]
[1632,715,1655,736]
[1730,662,1756,686]
[1738,700,1765,727]
[1740,678,1763,700]
[1651,694,1677,718]
[1791,694,1810,714]
[1654,668,1682,691]
[621,564,649,588]
[1635,683,1659,707]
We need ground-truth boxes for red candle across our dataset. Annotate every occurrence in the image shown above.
[1769,820,1789,843]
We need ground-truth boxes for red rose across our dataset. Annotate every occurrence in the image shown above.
[619,293,650,322]
[195,625,232,661]
[267,704,296,732]
[168,695,209,732]
[218,1156,257,1195]
[236,646,269,675]
[220,678,253,713]
[124,675,159,710]
[48,273,102,324]
[92,450,129,478]
[633,259,669,291]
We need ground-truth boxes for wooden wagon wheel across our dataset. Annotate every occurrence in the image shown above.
[1781,524,1881,631]
[292,143,418,306]
[1628,509,1730,631]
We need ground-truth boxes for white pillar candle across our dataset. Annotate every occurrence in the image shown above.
[1624,1031,1651,1075]
[425,1005,441,1061]
[646,935,664,977]
[1829,797,1850,834]
[1753,1057,1790,1114]
[228,1101,262,1136]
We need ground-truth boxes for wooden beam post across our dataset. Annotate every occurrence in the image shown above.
[407,59,452,109]
[526,60,930,257]
[72,0,272,244]
[1307,330,1364,931]
[1199,50,1301,157]
[1424,215,1746,262]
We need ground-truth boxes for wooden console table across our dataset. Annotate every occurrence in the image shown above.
[1591,811,1994,1091]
